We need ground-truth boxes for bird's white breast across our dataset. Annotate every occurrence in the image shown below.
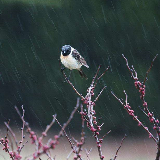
[60,52,82,70]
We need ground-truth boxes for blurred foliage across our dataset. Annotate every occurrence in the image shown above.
[0,0,160,136]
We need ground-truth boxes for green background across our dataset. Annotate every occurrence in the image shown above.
[0,0,160,136]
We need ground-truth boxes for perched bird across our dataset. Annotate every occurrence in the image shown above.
[60,45,89,78]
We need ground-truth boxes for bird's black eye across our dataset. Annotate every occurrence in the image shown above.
[65,49,70,55]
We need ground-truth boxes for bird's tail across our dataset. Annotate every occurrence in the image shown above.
[78,68,88,79]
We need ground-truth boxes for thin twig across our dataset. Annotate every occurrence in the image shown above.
[94,86,107,102]
[59,59,85,100]
[40,114,57,140]
[143,54,158,85]
[4,122,18,148]
[113,134,127,160]
[85,148,92,160]
[18,105,25,153]
[94,66,109,87]
[74,104,85,160]
[19,140,28,152]
[102,130,111,139]
[92,65,101,86]
[58,98,80,137]
[67,150,73,160]
[55,117,75,152]
[122,54,137,79]
[111,91,157,143]
[111,91,124,105]
[5,120,14,151]
[15,106,29,128]
[5,119,10,139]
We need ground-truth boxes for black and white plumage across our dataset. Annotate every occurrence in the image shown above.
[60,45,89,78]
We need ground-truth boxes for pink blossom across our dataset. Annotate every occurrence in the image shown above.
[90,127,96,132]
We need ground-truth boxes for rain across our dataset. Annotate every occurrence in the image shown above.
[0,0,160,159]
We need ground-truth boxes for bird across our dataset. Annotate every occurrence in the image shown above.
[60,45,89,79]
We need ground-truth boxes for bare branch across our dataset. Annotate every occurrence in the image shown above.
[19,105,25,152]
[113,134,127,160]
[55,117,75,152]
[59,59,85,100]
[40,114,57,140]
[94,86,107,102]
[85,148,92,160]
[112,91,157,143]
[58,98,80,137]
[102,130,111,139]
[4,122,18,148]
[92,65,101,85]
[122,54,137,79]
[94,66,109,87]
[111,91,124,105]
[66,150,73,160]
[143,54,158,85]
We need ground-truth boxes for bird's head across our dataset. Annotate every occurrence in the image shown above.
[61,45,71,56]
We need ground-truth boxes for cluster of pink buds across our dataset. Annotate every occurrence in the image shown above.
[74,153,81,159]
[28,129,37,144]
[80,110,87,116]
[32,134,60,159]
[148,112,154,123]
[87,121,103,137]
[0,138,22,160]
[49,135,59,149]
[123,102,149,130]
[96,138,103,147]
[134,78,160,134]
[81,70,108,160]
[124,104,135,117]
[9,151,22,160]
[73,140,84,159]
[0,138,9,152]
[134,79,145,100]
[143,101,147,109]
[142,101,158,124]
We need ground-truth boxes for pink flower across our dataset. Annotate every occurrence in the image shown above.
[97,144,101,147]
[79,142,83,146]
[43,145,49,153]
[99,139,103,143]
[96,132,99,135]
[54,135,59,140]
[143,102,147,107]
[97,126,101,131]
[83,100,88,105]
[149,133,152,138]
[149,118,154,123]
[148,113,152,117]
[134,81,138,87]
[42,132,47,137]
[153,126,157,130]
[156,119,159,124]
[90,127,96,132]
[144,127,148,130]
[101,155,105,159]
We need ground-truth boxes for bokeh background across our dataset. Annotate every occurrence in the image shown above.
[0,0,160,144]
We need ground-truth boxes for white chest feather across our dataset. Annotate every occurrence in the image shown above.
[60,53,82,70]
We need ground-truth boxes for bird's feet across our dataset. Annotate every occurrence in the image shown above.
[61,67,65,72]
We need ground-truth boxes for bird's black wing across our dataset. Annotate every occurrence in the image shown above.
[72,49,89,68]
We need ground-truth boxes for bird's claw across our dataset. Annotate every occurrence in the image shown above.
[61,67,65,72]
